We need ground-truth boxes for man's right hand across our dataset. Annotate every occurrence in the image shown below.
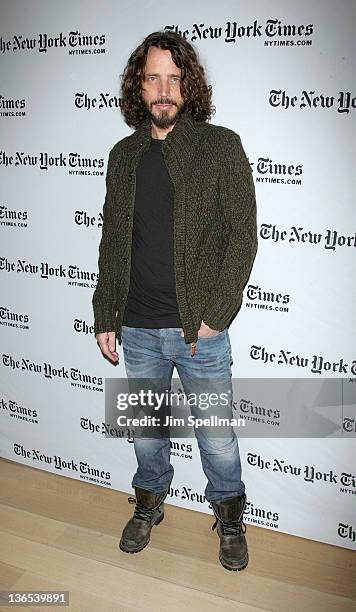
[95,331,119,363]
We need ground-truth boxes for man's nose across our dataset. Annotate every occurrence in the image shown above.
[158,79,170,97]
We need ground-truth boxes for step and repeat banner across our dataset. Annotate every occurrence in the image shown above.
[1,1,355,551]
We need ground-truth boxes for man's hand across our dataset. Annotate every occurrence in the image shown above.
[198,320,220,337]
[180,320,220,338]
[95,331,119,363]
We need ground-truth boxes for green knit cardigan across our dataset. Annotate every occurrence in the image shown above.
[92,110,258,346]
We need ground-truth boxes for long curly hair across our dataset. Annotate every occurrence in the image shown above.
[119,31,215,128]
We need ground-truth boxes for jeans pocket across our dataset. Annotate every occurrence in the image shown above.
[198,329,223,340]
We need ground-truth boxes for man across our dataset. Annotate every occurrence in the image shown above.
[93,30,258,572]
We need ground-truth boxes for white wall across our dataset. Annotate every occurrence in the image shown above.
[1,0,355,550]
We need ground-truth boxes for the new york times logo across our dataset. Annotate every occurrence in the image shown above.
[0,206,28,227]
[337,523,356,543]
[0,397,38,421]
[260,224,356,250]
[3,353,103,390]
[80,416,134,442]
[0,150,104,171]
[252,156,304,185]
[233,398,280,427]
[0,95,26,114]
[13,444,111,484]
[269,90,355,114]
[74,211,103,228]
[74,318,94,336]
[0,257,99,289]
[250,345,356,376]
[245,283,290,313]
[74,92,119,110]
[244,501,279,526]
[248,454,356,491]
[0,32,106,53]
[0,306,29,329]
[80,417,194,455]
[165,19,313,43]
[343,418,356,433]
[170,440,193,459]
[169,485,206,504]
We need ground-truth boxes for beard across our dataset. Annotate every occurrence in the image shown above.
[144,97,185,129]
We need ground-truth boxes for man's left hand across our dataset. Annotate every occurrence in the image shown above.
[180,320,220,338]
[198,320,220,338]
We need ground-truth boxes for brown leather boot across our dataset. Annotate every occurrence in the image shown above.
[210,493,248,571]
[119,486,168,553]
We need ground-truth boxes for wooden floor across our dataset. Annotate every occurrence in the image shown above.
[0,458,355,612]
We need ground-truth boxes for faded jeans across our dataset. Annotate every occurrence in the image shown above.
[121,325,245,502]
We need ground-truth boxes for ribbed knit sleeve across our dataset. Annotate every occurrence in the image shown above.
[202,132,258,331]
[92,150,118,334]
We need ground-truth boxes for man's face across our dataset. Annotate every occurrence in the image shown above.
[141,46,185,129]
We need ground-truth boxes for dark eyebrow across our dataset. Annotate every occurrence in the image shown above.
[145,73,181,77]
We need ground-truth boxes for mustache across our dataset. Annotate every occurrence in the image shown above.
[151,98,177,107]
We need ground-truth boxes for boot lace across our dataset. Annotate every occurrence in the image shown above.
[209,501,247,536]
[128,495,161,523]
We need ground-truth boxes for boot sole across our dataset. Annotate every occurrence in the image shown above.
[119,512,164,554]
[219,551,249,572]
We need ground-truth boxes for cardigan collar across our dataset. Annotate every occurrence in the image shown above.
[132,109,198,153]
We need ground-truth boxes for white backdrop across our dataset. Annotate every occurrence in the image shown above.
[1,0,355,551]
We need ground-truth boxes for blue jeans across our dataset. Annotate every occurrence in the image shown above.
[121,325,245,502]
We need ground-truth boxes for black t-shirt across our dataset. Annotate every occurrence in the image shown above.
[122,137,182,328]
